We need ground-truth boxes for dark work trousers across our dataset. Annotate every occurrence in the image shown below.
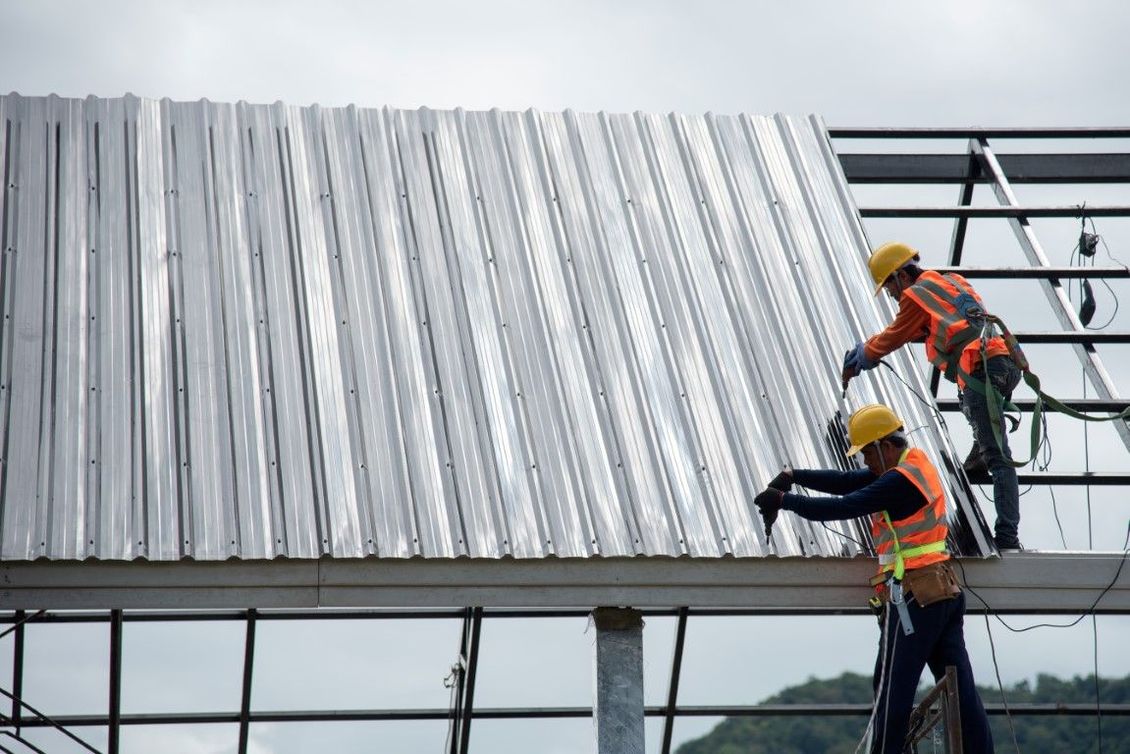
[959,354,1023,548]
[869,590,994,753]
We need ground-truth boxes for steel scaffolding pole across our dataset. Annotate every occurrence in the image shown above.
[237,609,257,754]
[659,607,689,754]
[449,607,483,754]
[108,610,122,754]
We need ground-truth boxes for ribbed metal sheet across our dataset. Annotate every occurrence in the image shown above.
[0,94,992,561]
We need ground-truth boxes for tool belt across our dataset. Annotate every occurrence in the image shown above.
[870,562,961,608]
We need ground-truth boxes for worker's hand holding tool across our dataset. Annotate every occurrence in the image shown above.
[841,341,878,391]
[754,488,784,541]
[767,468,793,494]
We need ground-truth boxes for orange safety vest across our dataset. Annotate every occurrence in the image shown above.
[902,270,1009,387]
[871,448,950,581]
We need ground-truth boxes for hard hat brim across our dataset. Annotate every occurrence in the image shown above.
[845,442,865,457]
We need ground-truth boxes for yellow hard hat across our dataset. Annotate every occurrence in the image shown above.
[868,242,919,295]
[845,404,904,456]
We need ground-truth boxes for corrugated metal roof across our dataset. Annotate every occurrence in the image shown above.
[0,94,993,561]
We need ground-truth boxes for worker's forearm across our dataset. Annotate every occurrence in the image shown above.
[791,467,874,495]
[782,471,925,522]
[863,297,929,361]
[780,492,860,521]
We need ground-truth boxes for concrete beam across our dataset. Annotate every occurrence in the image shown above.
[0,553,1126,611]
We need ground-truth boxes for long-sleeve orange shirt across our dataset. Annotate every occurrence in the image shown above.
[863,295,930,362]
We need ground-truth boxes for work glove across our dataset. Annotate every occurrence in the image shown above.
[754,488,784,540]
[767,468,793,494]
[841,342,878,390]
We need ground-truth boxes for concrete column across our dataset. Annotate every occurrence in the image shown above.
[591,607,645,754]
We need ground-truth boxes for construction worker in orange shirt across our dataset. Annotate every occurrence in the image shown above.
[841,242,1022,550]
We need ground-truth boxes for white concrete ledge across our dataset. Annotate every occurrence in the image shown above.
[0,552,1126,611]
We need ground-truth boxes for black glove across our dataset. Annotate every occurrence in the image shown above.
[754,488,783,539]
[767,469,793,494]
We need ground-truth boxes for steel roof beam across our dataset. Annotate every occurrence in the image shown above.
[860,205,1130,218]
[839,153,1130,183]
[8,702,1130,728]
[830,127,1130,138]
[1007,473,1130,485]
[934,267,1130,279]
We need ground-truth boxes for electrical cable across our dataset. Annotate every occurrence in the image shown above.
[877,360,950,432]
[878,608,900,754]
[1084,218,1127,331]
[1047,485,1069,550]
[980,609,1022,754]
[819,520,869,550]
[952,521,1130,635]
[853,594,902,754]
[951,525,1129,754]
[1090,217,1130,271]
[853,607,887,754]
[1030,409,1068,548]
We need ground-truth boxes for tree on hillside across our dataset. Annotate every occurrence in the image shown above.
[676,672,1130,754]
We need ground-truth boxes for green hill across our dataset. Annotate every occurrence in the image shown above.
[675,672,1130,754]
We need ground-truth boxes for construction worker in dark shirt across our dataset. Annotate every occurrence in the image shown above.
[842,241,1022,550]
[755,404,994,754]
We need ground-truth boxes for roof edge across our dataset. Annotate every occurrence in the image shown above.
[1,553,1125,612]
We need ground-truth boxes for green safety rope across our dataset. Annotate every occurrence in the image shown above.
[961,314,1130,468]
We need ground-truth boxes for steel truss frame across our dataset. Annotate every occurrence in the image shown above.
[2,127,1129,754]
[3,604,1130,754]
[833,126,1130,457]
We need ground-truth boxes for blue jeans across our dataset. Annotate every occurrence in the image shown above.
[959,355,1022,546]
[871,590,994,754]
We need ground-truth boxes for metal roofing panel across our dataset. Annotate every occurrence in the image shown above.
[0,94,994,561]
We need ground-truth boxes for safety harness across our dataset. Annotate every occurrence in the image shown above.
[909,273,1130,467]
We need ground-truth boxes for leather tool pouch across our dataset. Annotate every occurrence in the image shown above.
[903,562,961,607]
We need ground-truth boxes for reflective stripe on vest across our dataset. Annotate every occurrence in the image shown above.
[903,270,987,382]
[871,448,950,581]
[878,541,947,567]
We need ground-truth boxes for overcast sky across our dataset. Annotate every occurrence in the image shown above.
[5,0,1130,125]
[2,1,1130,753]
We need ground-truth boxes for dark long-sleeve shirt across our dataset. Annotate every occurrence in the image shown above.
[781,467,926,523]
